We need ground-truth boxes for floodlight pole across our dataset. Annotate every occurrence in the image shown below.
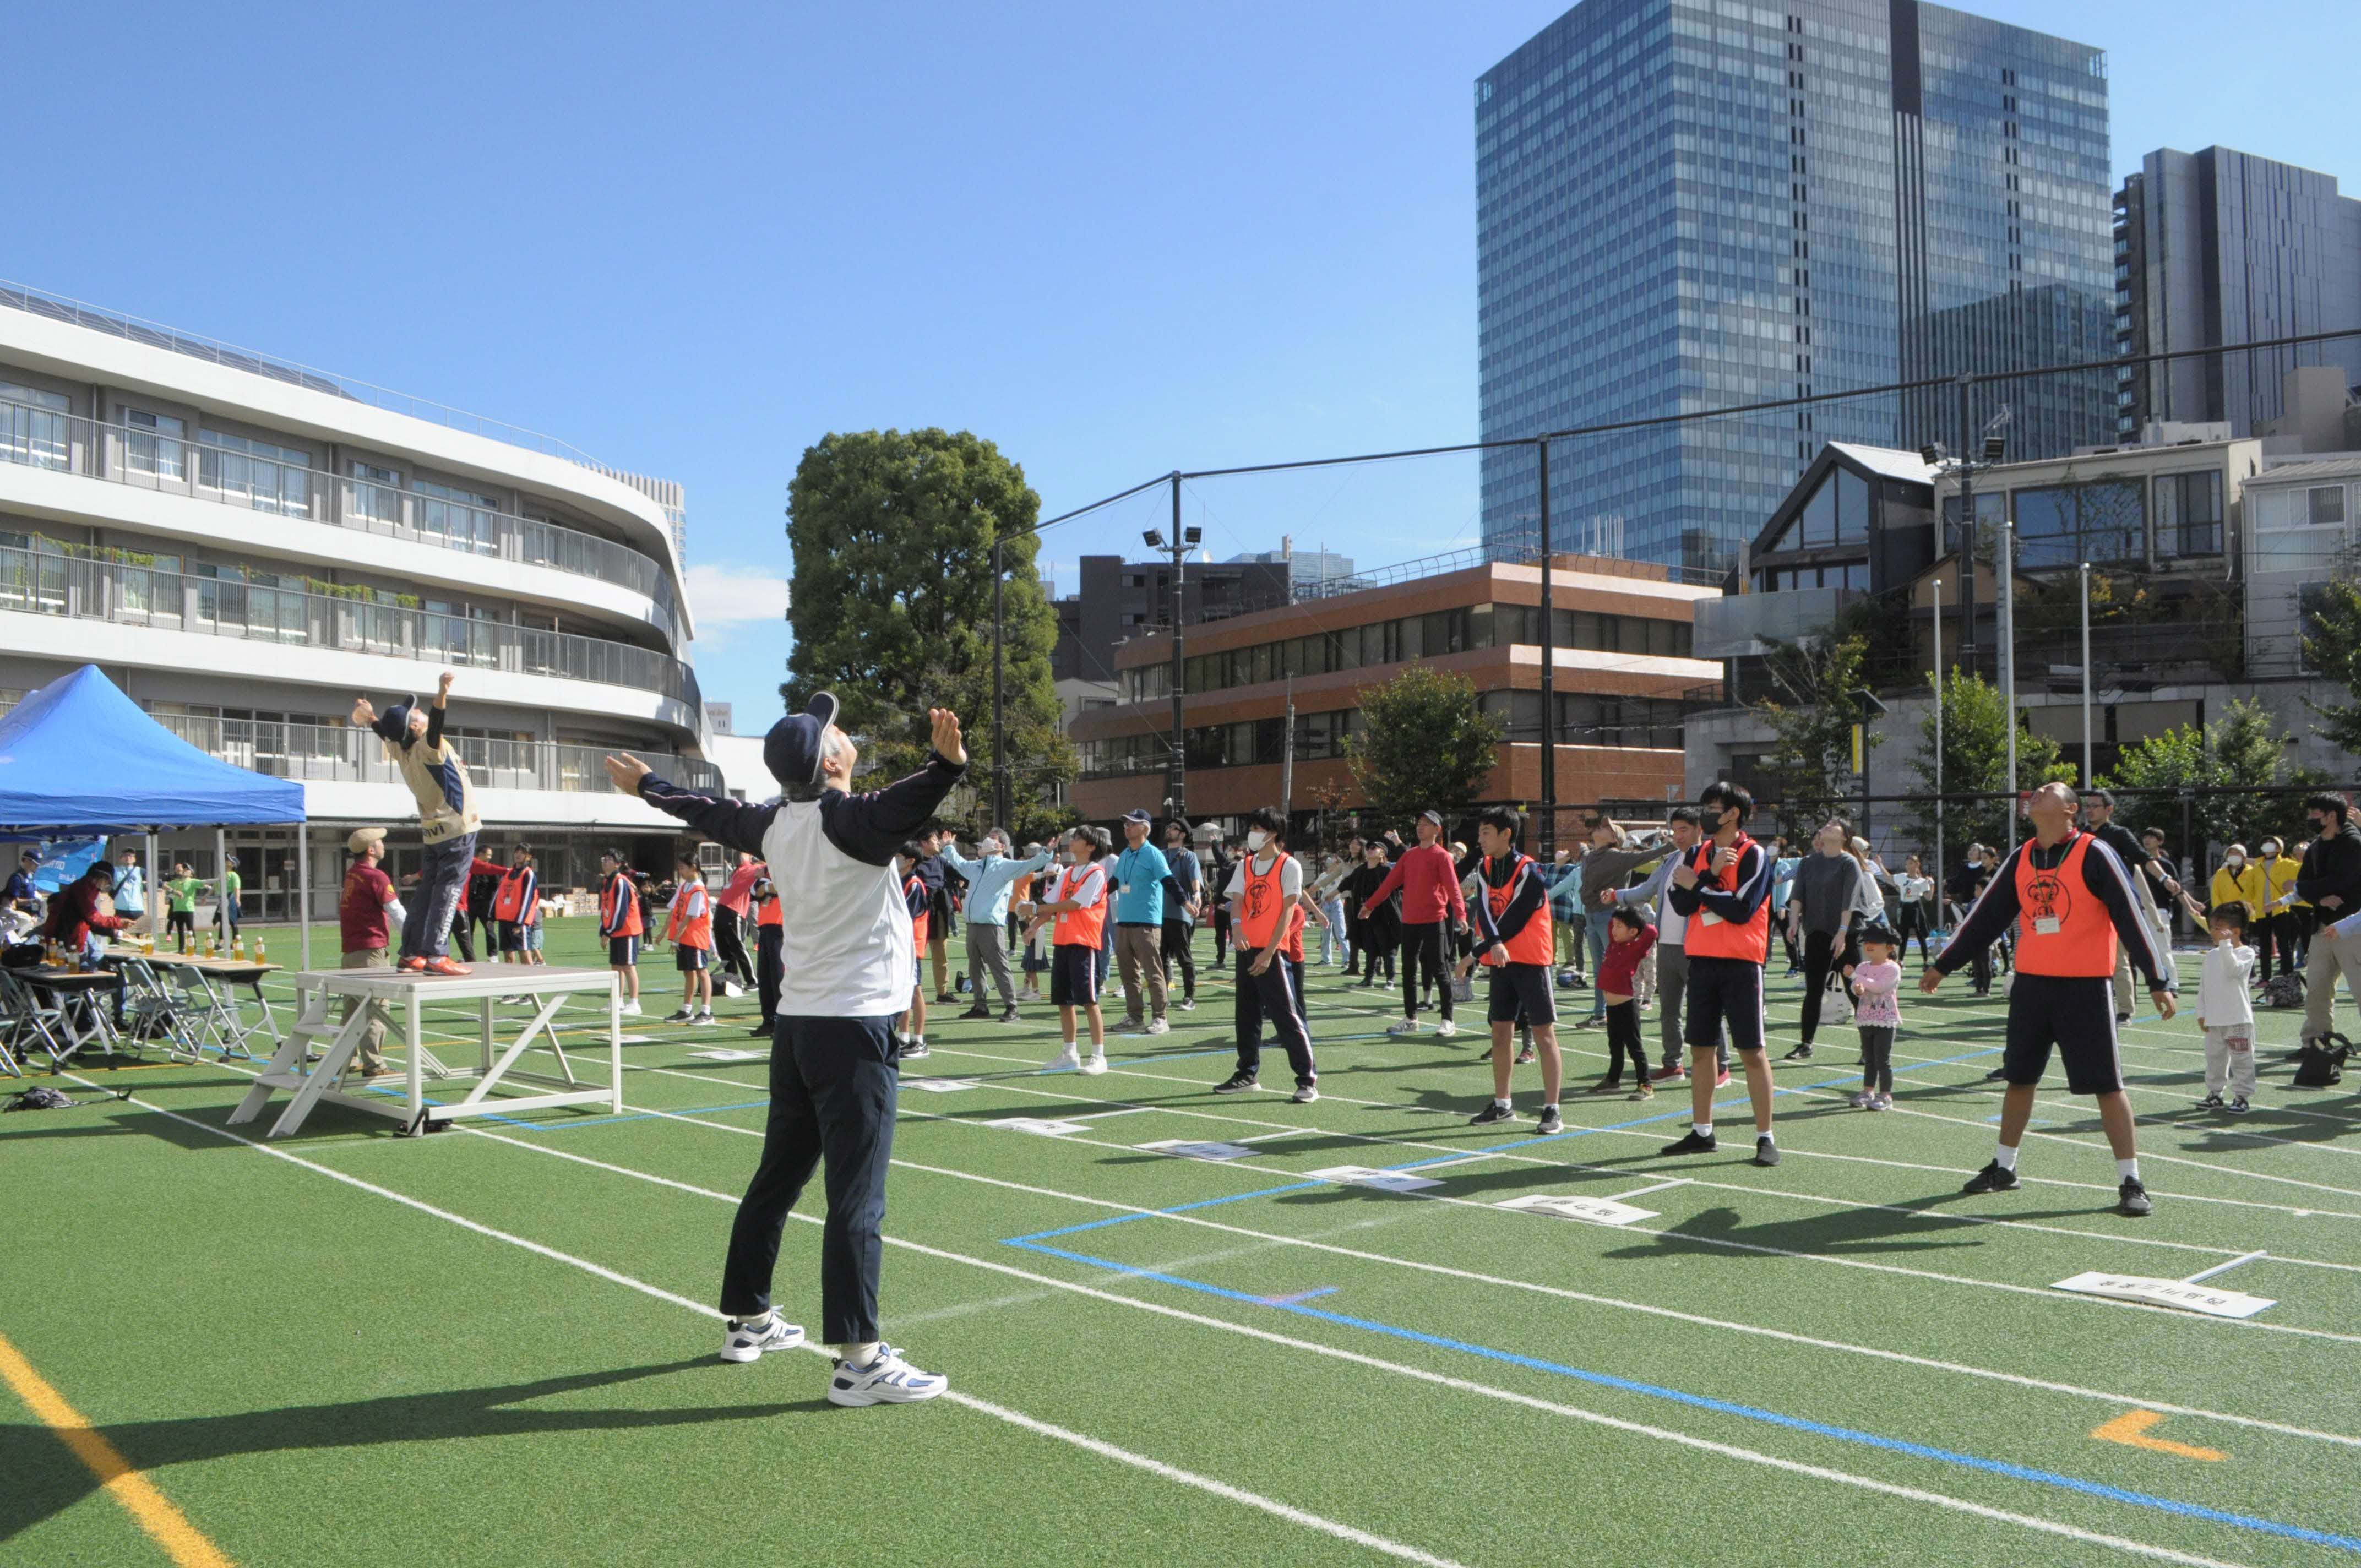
[2079,560,2093,790]
[2000,519,2019,853]
[1537,437,1557,862]
[1955,377,1978,683]
[1930,578,1944,906]
[991,537,1009,832]
[1168,472,1187,826]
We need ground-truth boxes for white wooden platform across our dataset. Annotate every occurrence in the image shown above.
[227,965,622,1139]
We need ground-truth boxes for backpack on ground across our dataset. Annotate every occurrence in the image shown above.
[2261,972,2306,1009]
[4,1085,73,1111]
[2293,1033,2349,1089]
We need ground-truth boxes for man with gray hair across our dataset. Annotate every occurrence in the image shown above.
[937,825,1050,1022]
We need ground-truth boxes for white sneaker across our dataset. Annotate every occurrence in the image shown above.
[1292,1084,1319,1103]
[1434,1019,1457,1038]
[1146,1017,1170,1036]
[691,1010,718,1027]
[828,1343,947,1407]
[1080,1052,1109,1075]
[663,1008,694,1023]
[1385,1017,1419,1036]
[719,1314,806,1363]
[1045,1046,1081,1072]
[619,1000,642,1019]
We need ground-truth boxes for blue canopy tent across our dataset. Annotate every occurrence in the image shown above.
[0,665,314,966]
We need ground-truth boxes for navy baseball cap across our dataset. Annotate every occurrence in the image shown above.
[1420,809,1444,826]
[763,692,841,792]
[1122,808,1152,825]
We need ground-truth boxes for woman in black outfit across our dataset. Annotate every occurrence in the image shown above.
[1206,838,1234,966]
[1343,842,1399,987]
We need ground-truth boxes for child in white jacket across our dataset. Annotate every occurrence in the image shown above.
[2196,903,2257,1114]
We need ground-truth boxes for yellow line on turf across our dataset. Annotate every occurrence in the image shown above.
[2093,1411,2227,1462]
[0,1330,235,1568]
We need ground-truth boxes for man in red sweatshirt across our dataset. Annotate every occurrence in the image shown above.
[1361,809,1470,1038]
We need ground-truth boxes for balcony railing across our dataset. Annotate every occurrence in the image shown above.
[0,543,702,718]
[148,713,722,796]
[0,394,679,639]
[1691,586,1853,659]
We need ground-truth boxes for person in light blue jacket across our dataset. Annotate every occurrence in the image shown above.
[939,828,1052,1021]
[1112,808,1174,1032]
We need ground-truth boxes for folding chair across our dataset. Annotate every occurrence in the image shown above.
[119,957,204,1061]
[170,965,254,1060]
[0,970,73,1072]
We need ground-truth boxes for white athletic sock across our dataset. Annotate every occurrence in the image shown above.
[1694,1122,1713,1139]
[1757,1130,1776,1146]
[1993,1143,2019,1171]
[2117,1157,2140,1182]
[1493,1096,1511,1109]
[838,1341,881,1366]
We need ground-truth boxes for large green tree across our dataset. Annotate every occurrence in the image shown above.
[1753,634,1880,839]
[1905,670,2077,861]
[782,428,1070,827]
[2302,578,2361,759]
[2101,696,2326,854]
[1345,667,1506,826]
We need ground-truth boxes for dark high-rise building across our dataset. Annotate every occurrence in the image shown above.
[1049,553,1293,686]
[1476,0,2115,574]
[2114,146,2361,440]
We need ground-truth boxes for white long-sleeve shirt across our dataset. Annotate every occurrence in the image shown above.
[2196,943,2255,1030]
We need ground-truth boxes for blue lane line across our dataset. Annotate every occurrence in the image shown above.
[1005,1238,2361,1556]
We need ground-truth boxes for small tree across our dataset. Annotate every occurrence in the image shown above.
[2103,696,2327,857]
[1906,670,2076,862]
[1345,668,1506,826]
[1754,634,1879,839]
[2303,579,2361,759]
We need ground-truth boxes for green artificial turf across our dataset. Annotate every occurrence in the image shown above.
[4,918,2358,1567]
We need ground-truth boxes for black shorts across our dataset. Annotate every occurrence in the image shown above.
[676,944,709,973]
[2004,972,2124,1095]
[1486,961,1556,1026]
[1685,956,1766,1054]
[607,935,639,967]
[499,920,525,953]
[1051,943,1101,1007]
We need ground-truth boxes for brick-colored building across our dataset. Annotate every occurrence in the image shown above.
[1069,554,1722,841]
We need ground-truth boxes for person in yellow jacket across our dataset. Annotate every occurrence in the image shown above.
[2209,845,2266,924]
[2254,835,2304,982]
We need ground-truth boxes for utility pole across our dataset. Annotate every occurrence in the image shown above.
[1931,577,1944,901]
[2079,560,2093,790]
[2000,519,2019,853]
[1144,476,1197,827]
[1537,438,1557,862]
[991,536,1008,832]
[1955,377,1977,683]
[1281,672,1296,821]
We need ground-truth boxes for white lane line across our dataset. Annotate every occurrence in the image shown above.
[75,1081,1467,1568]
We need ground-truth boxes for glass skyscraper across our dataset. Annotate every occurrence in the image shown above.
[1476,0,2115,573]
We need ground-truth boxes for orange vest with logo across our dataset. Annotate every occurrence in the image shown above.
[755,890,782,928]
[2013,832,2117,977]
[1234,853,1294,951]
[492,867,536,922]
[666,883,712,950]
[600,874,642,938]
[1281,900,1307,962]
[1051,862,1107,947]
[1683,834,1770,964]
[1480,854,1554,966]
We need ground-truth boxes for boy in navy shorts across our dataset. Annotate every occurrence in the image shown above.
[1459,805,1564,1134]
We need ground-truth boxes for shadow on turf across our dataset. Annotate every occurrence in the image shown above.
[0,1358,831,1544]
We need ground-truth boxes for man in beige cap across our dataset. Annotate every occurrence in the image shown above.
[340,827,400,1076]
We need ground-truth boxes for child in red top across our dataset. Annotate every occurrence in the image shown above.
[1590,906,1660,1099]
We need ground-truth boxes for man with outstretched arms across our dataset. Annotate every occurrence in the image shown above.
[1659,782,1782,1168]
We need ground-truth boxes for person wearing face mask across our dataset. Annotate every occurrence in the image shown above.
[1660,782,1782,1168]
[2296,793,2361,1050]
[2210,843,2265,936]
[1214,807,1319,1102]
[1019,829,1113,1074]
[2253,836,2299,983]
[937,826,1052,1023]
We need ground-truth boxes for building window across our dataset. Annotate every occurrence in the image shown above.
[0,382,70,470]
[2310,485,2348,527]
[415,478,502,553]
[199,429,313,518]
[348,460,401,527]
[2010,481,2145,570]
[124,407,187,482]
[2153,471,2222,559]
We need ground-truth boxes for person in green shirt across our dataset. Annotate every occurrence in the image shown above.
[214,856,243,941]
[164,864,203,952]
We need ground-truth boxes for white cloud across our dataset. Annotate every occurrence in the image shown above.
[686,563,790,629]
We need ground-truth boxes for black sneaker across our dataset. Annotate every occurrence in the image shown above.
[1754,1136,1780,1167]
[995,1008,1020,1025]
[901,1041,930,1060]
[960,1005,991,1021]
[1536,1104,1564,1135]
[1212,1071,1259,1095]
[747,1022,774,1037]
[2195,1091,2224,1110]
[1961,1161,2020,1194]
[1781,1044,1813,1062]
[2118,1178,2152,1218]
[1983,1066,2009,1081]
[1660,1129,1717,1157]
[1468,1101,1517,1126]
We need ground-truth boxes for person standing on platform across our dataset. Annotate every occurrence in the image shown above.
[1160,820,1203,1010]
[339,829,399,1077]
[596,848,644,1020]
[751,870,784,1037]
[608,695,965,1405]
[1214,806,1319,1103]
[1926,781,2174,1217]
[938,828,1049,1023]
[712,852,764,993]
[352,671,476,976]
[1020,827,1111,1075]
[1111,809,1173,1035]
[1659,783,1782,1168]
[1363,809,1468,1040]
[665,853,718,1026]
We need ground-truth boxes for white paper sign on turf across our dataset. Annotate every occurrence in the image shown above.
[990,1117,1090,1136]
[689,1049,763,1062]
[1138,1140,1256,1161]
[2052,1271,2275,1319]
[1309,1164,1441,1193]
[903,1077,981,1093]
[1495,1193,1658,1227]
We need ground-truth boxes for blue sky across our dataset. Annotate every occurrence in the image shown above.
[4,1,2353,725]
